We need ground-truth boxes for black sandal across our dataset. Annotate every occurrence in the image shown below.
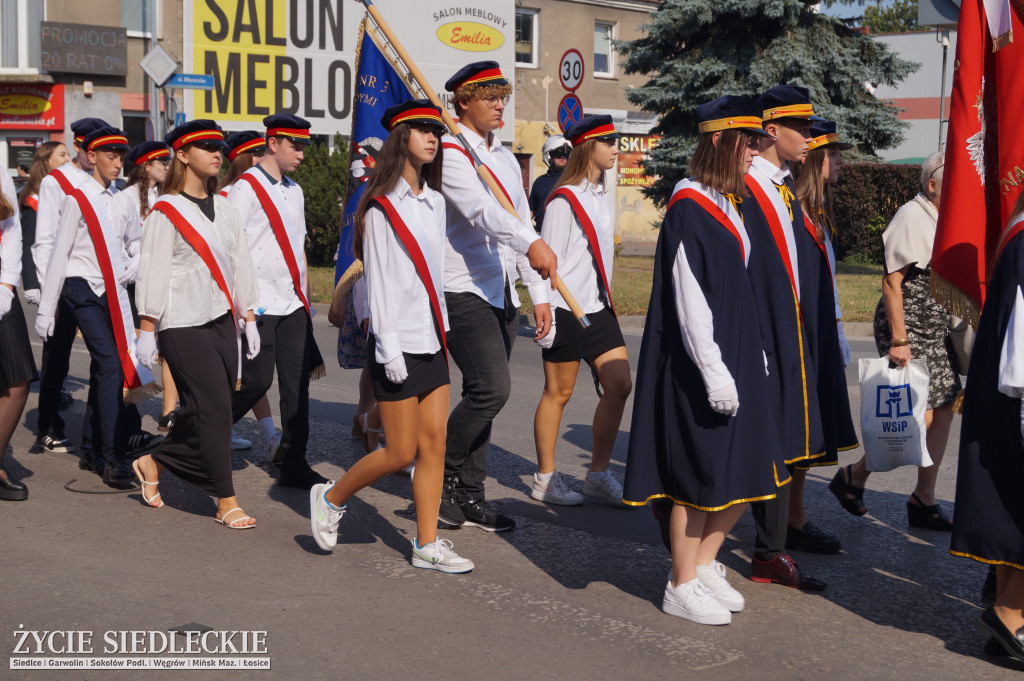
[907,493,953,531]
[828,464,867,516]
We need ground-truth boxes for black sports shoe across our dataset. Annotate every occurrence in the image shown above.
[785,521,842,554]
[33,433,75,454]
[127,431,164,454]
[460,498,515,532]
[78,452,103,476]
[103,460,135,484]
[438,475,465,528]
[279,460,329,490]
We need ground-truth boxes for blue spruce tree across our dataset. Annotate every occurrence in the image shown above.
[620,0,917,205]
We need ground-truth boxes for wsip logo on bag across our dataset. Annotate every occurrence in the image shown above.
[876,383,913,431]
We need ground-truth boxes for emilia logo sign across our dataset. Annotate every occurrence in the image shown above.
[9,625,271,671]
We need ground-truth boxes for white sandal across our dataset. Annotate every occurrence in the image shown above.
[215,507,255,530]
[131,459,163,508]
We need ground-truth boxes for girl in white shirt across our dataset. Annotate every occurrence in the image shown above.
[310,99,472,573]
[531,115,632,507]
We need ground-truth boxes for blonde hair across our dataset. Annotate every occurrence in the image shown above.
[451,83,512,117]
[793,147,833,240]
[690,130,750,197]
[554,139,603,192]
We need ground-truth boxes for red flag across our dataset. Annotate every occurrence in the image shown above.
[931,0,1024,325]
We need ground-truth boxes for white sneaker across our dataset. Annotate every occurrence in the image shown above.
[696,560,745,612]
[582,471,624,505]
[662,577,732,625]
[531,471,584,506]
[230,430,252,451]
[309,483,345,551]
[266,431,283,464]
[411,537,474,573]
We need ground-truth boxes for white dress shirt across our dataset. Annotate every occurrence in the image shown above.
[749,155,801,301]
[226,165,306,316]
[33,162,90,286]
[540,179,614,314]
[0,171,21,287]
[136,196,260,330]
[111,183,157,283]
[440,125,548,309]
[39,176,121,317]
[364,178,449,364]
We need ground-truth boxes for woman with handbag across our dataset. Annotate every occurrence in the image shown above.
[829,152,960,530]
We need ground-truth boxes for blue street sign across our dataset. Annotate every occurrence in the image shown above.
[174,112,186,127]
[165,73,214,90]
[558,93,583,134]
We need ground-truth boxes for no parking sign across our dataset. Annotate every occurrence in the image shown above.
[558,93,583,134]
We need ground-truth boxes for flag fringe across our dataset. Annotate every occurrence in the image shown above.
[330,259,364,320]
[310,363,327,381]
[123,381,163,405]
[930,270,981,330]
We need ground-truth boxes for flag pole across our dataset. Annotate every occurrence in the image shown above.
[357,0,591,329]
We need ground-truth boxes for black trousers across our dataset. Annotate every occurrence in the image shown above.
[751,464,794,561]
[152,314,237,498]
[232,307,311,459]
[36,294,78,438]
[444,289,518,500]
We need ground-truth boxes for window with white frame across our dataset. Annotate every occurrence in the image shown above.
[594,21,615,77]
[0,0,43,73]
[122,0,160,38]
[515,9,538,68]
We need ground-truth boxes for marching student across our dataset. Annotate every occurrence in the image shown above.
[131,120,261,528]
[18,141,70,303]
[531,115,631,506]
[623,96,786,624]
[0,168,35,501]
[226,114,327,489]
[115,141,178,430]
[791,119,859,487]
[438,60,559,532]
[310,100,473,572]
[738,85,831,586]
[35,127,160,486]
[218,131,279,456]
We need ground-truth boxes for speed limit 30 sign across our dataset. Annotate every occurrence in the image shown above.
[558,48,585,92]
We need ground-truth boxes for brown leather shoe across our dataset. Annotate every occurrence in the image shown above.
[750,554,827,591]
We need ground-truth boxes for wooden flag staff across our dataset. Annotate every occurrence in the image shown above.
[357,0,591,329]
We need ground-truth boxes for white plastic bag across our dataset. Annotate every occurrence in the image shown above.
[858,357,932,472]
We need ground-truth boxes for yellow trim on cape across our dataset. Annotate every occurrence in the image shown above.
[623,490,781,512]
[949,550,1024,572]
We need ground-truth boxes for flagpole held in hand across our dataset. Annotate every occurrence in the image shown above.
[355,0,591,329]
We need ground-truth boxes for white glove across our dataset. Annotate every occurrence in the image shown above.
[35,313,55,340]
[384,355,408,384]
[0,287,12,321]
[118,257,139,285]
[245,320,260,360]
[136,330,158,369]
[24,288,40,306]
[537,321,556,349]
[707,382,739,417]
[837,321,852,368]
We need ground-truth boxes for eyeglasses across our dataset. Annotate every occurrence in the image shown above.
[480,94,510,108]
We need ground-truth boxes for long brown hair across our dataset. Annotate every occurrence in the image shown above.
[160,145,220,197]
[221,152,259,191]
[0,186,11,221]
[124,161,156,217]
[793,147,833,241]
[352,123,444,260]
[689,129,750,196]
[18,141,65,208]
[554,138,604,192]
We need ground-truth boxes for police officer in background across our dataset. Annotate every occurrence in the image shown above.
[528,135,572,232]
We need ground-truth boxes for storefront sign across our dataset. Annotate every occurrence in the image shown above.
[0,84,65,131]
[40,22,128,77]
[616,134,660,187]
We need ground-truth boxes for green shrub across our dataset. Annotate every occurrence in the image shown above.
[290,133,349,266]
[831,163,920,265]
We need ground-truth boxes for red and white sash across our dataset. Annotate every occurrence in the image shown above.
[151,194,245,389]
[237,169,325,379]
[547,186,616,314]
[50,166,78,196]
[369,195,447,365]
[218,182,232,199]
[668,179,750,266]
[68,187,158,403]
[746,169,801,301]
[24,194,38,211]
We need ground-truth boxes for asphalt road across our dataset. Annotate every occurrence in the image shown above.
[3,303,1020,680]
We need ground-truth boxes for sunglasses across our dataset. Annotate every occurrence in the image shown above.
[549,147,571,159]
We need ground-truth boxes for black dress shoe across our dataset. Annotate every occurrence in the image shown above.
[78,451,103,476]
[984,637,1011,658]
[0,474,28,501]
[750,554,827,591]
[786,521,842,554]
[975,607,1024,663]
[103,461,140,490]
[279,460,329,490]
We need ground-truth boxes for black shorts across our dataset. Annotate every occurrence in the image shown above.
[367,335,450,401]
[542,306,624,363]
